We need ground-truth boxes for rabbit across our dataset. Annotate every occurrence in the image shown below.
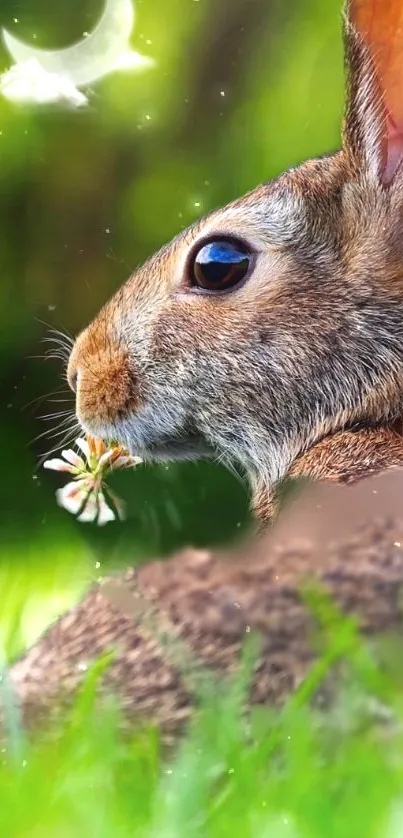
[66,0,403,523]
[8,464,403,742]
[12,0,403,740]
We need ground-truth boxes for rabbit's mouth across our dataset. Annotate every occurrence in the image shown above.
[99,398,215,462]
[83,415,214,463]
[140,436,214,462]
[118,420,214,462]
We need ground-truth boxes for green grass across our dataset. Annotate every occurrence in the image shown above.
[1,594,403,837]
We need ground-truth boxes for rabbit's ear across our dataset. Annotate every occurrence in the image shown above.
[344,0,403,184]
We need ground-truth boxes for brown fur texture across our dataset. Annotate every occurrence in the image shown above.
[251,426,403,522]
[66,0,403,521]
[291,425,403,483]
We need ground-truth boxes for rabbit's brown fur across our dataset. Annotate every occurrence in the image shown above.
[67,1,403,521]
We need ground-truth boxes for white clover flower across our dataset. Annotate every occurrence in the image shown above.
[44,435,142,525]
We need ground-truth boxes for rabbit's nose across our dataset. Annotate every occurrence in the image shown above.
[68,367,78,393]
[67,352,79,393]
[66,318,139,431]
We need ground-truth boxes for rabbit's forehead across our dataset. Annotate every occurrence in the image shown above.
[199,185,306,244]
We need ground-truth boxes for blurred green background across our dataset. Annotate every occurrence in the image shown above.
[0,0,344,653]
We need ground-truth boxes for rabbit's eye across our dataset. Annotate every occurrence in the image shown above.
[190,239,251,292]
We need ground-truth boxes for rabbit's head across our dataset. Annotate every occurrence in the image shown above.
[68,0,403,521]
